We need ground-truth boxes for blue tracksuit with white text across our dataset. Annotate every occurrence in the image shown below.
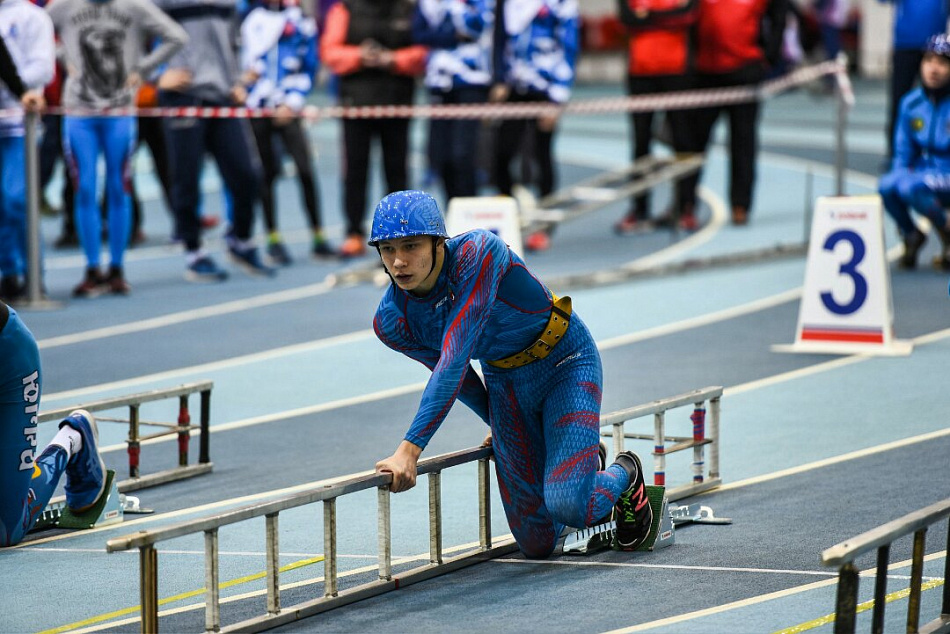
[0,303,68,547]
[373,229,628,558]
[879,86,950,235]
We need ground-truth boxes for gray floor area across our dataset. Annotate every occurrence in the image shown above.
[2,74,948,634]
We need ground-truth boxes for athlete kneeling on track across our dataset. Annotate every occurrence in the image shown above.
[370,190,653,558]
[879,33,950,271]
[0,299,106,547]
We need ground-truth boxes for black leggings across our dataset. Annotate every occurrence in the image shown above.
[341,117,409,236]
[251,117,322,233]
[493,91,555,198]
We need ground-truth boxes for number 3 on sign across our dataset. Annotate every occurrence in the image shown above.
[820,229,868,316]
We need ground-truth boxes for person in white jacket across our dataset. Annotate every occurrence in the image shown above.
[0,0,54,302]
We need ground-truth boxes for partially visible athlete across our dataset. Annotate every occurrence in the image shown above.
[0,299,106,547]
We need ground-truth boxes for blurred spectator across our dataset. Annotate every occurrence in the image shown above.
[128,56,174,246]
[879,33,950,271]
[413,0,493,205]
[320,0,428,259]
[0,1,54,302]
[28,0,72,231]
[48,0,187,297]
[242,0,335,265]
[490,0,579,251]
[811,0,848,63]
[154,0,274,281]
[679,0,787,226]
[879,0,949,160]
[613,0,698,233]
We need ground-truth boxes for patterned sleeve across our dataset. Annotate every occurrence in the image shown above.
[374,300,491,445]
[385,233,505,448]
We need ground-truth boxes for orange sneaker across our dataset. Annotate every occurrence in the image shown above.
[524,230,551,252]
[339,235,367,258]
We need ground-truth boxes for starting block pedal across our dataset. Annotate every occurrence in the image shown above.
[560,486,730,555]
[31,470,151,533]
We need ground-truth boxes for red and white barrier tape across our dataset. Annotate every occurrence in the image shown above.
[18,59,845,121]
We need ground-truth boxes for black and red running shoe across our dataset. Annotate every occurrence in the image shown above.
[613,451,653,551]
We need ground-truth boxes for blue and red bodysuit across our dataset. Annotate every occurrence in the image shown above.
[373,229,629,558]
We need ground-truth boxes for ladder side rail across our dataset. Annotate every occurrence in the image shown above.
[821,498,950,567]
[37,381,214,423]
[820,499,950,634]
[600,387,723,427]
[107,447,493,553]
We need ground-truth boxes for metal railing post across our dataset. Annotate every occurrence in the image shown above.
[833,53,849,197]
[478,457,491,549]
[140,545,159,634]
[200,389,211,464]
[378,487,392,581]
[833,562,859,634]
[323,499,337,597]
[429,472,443,564]
[24,111,44,306]
[265,514,280,615]
[653,411,666,486]
[204,529,220,633]
[871,544,888,634]
[906,528,927,633]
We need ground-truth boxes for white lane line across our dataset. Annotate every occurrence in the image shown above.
[96,381,426,453]
[37,281,336,350]
[601,551,949,634]
[41,328,374,403]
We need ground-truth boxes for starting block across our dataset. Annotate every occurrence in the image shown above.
[561,486,731,555]
[31,470,153,533]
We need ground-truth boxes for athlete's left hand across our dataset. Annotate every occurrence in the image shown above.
[375,440,422,493]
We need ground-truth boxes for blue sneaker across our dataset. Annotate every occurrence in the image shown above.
[228,245,276,277]
[60,410,106,512]
[185,256,229,283]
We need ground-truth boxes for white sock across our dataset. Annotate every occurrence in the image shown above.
[50,425,82,459]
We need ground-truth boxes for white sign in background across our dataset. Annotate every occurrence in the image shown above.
[446,196,524,258]
[773,196,913,356]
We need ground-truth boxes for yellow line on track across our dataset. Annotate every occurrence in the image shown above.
[772,578,946,634]
[602,551,947,633]
[34,555,324,634]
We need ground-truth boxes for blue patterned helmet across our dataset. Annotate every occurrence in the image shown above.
[925,33,950,58]
[368,190,449,246]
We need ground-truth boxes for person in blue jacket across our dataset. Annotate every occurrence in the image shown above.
[413,0,494,203]
[0,299,106,547]
[369,190,654,558]
[879,0,950,159]
[879,34,950,271]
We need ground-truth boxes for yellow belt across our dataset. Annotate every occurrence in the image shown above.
[486,295,572,369]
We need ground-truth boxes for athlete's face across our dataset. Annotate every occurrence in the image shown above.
[377,236,444,295]
[921,52,950,91]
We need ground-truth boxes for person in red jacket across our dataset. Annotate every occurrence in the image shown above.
[614,0,699,234]
[320,0,428,258]
[680,0,787,226]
